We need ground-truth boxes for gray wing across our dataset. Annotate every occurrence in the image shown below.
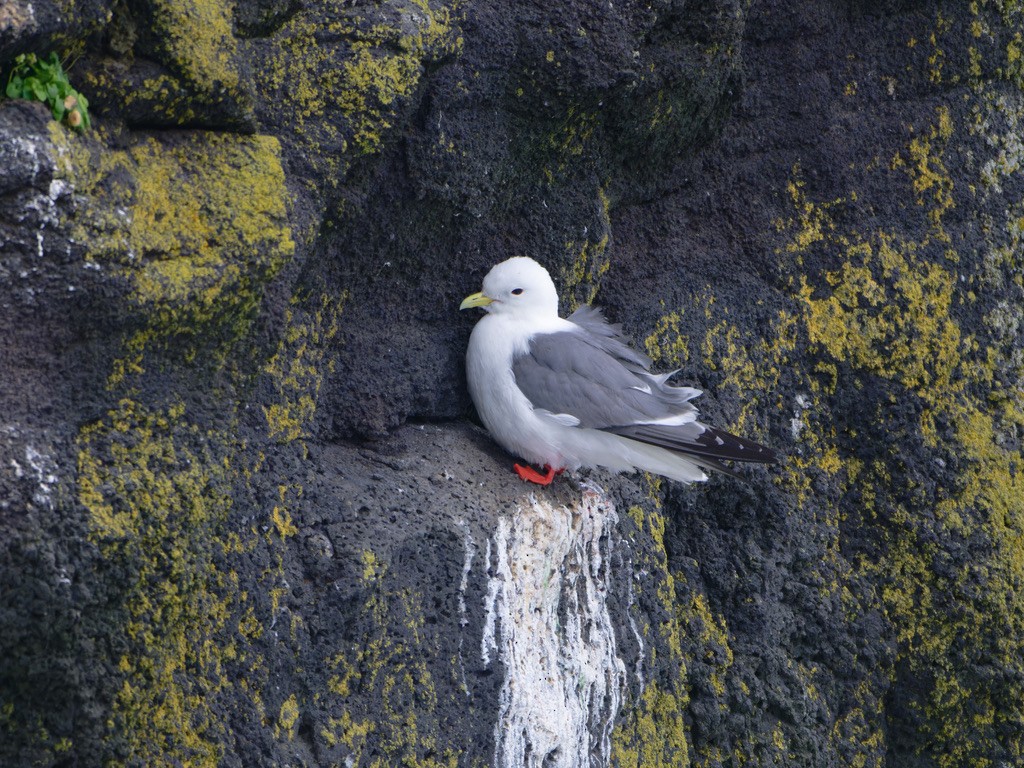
[513,307,778,466]
[511,327,701,431]
[566,305,652,372]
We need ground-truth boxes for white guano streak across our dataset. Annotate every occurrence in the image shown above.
[482,488,626,767]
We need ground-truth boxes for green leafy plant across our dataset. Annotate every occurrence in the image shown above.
[5,52,91,132]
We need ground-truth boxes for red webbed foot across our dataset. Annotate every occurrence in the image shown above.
[513,463,564,486]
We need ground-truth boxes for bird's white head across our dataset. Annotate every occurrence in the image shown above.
[460,256,559,319]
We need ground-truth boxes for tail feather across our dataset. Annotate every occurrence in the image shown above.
[610,437,710,483]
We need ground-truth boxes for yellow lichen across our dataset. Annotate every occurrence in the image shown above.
[263,289,346,443]
[361,549,382,582]
[798,233,961,399]
[543,103,600,179]
[80,0,248,126]
[776,167,848,263]
[275,695,300,741]
[337,0,463,155]
[147,0,240,91]
[322,557,459,766]
[777,99,1024,765]
[644,308,691,367]
[685,592,733,698]
[49,129,295,389]
[611,506,691,765]
[561,189,612,310]
[611,685,690,768]
[271,506,299,538]
[904,106,955,235]
[76,399,238,765]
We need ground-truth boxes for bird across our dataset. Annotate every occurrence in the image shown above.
[459,256,778,485]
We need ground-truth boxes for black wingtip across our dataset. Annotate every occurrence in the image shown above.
[607,424,779,466]
[692,425,780,464]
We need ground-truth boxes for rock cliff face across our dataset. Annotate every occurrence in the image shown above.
[2,1,1023,766]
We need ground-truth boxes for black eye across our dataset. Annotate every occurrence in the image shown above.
[511,288,524,295]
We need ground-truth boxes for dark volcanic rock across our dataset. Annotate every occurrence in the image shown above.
[2,0,1024,766]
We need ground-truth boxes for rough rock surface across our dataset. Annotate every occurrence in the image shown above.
[2,0,1023,766]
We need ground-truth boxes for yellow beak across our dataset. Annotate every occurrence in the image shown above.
[459,292,494,310]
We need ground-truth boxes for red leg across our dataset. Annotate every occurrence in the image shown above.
[513,463,561,486]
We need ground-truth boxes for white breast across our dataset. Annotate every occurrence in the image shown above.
[465,315,573,468]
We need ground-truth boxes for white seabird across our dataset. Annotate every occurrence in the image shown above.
[459,256,777,485]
